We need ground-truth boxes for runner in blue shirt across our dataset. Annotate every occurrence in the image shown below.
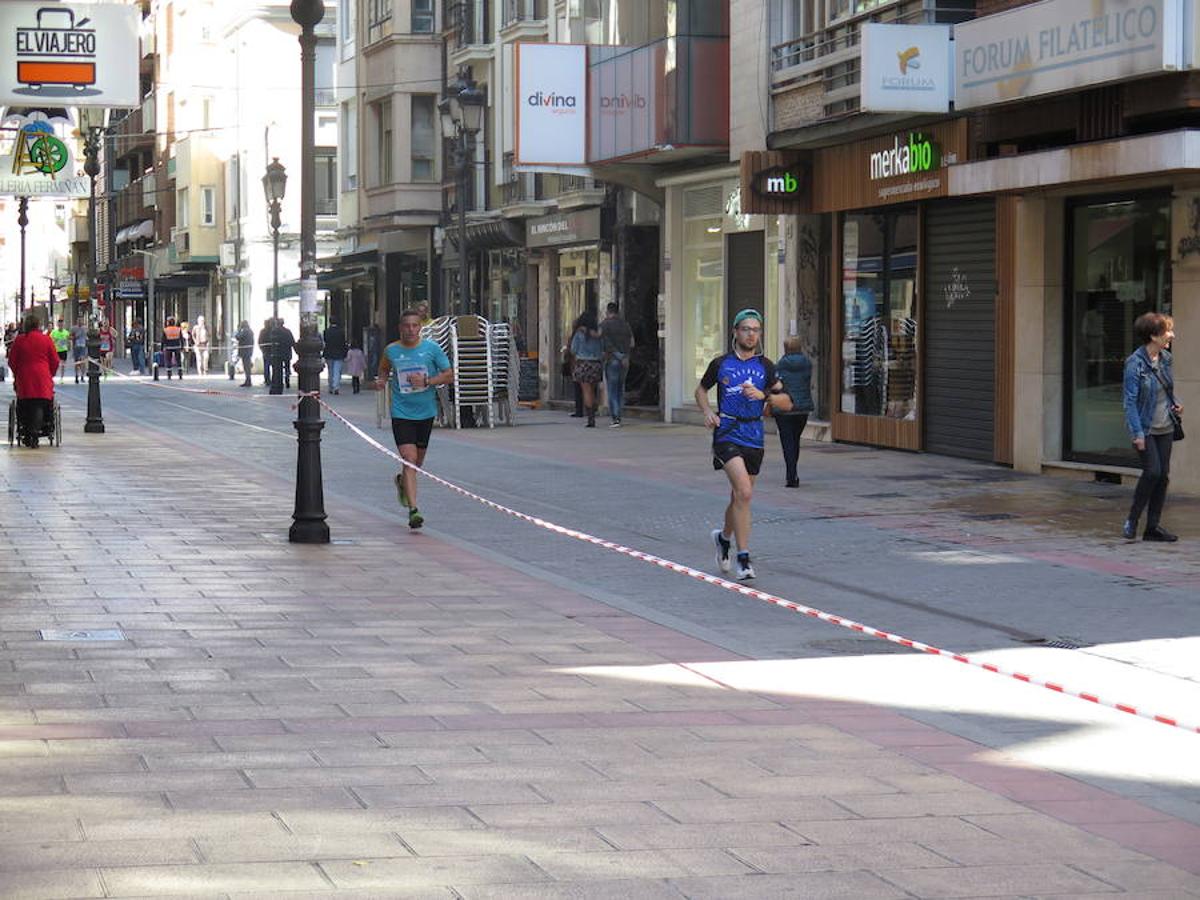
[377,309,454,529]
[695,309,791,580]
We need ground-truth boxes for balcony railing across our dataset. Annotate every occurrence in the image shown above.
[771,0,974,124]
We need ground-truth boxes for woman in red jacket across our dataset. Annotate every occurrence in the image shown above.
[9,313,60,448]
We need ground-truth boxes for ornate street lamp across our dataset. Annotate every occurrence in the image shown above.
[288,0,330,544]
[262,156,287,396]
[439,70,485,316]
[83,127,104,434]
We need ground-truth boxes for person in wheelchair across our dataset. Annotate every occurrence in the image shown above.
[8,313,61,448]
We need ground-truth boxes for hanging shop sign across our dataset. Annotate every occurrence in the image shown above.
[739,151,811,215]
[954,0,1182,110]
[860,23,953,113]
[0,113,88,197]
[526,209,601,248]
[0,2,140,108]
[516,43,588,166]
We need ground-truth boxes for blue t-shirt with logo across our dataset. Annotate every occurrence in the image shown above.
[700,352,778,449]
[386,339,451,421]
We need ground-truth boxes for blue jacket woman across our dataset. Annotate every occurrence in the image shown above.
[774,338,813,488]
[1121,312,1182,542]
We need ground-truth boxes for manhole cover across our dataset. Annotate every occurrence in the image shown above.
[40,629,126,642]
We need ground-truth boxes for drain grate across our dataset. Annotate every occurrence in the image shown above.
[1021,636,1093,650]
[962,513,1017,521]
[40,628,126,642]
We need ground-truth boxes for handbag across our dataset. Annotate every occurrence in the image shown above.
[1151,364,1184,442]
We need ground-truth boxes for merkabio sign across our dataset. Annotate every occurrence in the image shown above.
[869,133,940,181]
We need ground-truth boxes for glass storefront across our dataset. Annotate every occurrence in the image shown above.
[840,206,918,419]
[556,247,600,397]
[682,186,726,385]
[1067,193,1171,463]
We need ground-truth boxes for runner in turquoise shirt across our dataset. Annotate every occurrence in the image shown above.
[377,309,454,529]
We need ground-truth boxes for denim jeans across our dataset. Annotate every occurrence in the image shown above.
[1129,431,1174,530]
[130,344,146,373]
[328,358,344,393]
[604,356,626,420]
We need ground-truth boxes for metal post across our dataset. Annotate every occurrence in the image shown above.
[84,129,100,321]
[84,333,105,433]
[289,0,330,545]
[270,211,284,395]
[146,258,155,366]
[457,137,469,316]
[17,197,29,316]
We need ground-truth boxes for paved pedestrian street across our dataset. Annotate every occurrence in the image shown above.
[2,377,1199,898]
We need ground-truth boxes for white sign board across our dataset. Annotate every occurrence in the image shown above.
[861,23,953,113]
[955,0,1181,110]
[0,114,88,197]
[0,2,140,108]
[516,43,587,166]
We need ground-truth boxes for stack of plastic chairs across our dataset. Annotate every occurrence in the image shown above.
[420,315,516,429]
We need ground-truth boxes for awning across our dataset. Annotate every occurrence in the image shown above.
[318,267,369,289]
[317,248,379,267]
[154,272,211,292]
[115,219,154,244]
[445,218,525,251]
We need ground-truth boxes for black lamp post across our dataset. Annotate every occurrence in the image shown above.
[263,157,287,396]
[17,197,29,317]
[288,0,330,544]
[439,69,485,316]
[83,128,104,433]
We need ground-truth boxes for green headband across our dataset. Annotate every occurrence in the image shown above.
[732,309,763,328]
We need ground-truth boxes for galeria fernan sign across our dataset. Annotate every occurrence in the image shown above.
[516,43,587,166]
[0,2,139,108]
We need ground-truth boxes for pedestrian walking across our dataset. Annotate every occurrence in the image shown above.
[235,320,255,387]
[8,313,60,448]
[377,308,454,530]
[127,320,146,374]
[600,302,634,427]
[774,336,814,488]
[70,317,88,383]
[49,318,71,383]
[346,342,366,394]
[561,341,584,418]
[192,315,210,375]
[160,317,184,379]
[695,308,791,581]
[258,320,273,386]
[570,311,603,427]
[323,318,348,395]
[1122,312,1184,542]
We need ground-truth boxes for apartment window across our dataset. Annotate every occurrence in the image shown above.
[375,99,393,185]
[342,102,358,190]
[339,0,356,52]
[315,41,336,106]
[227,153,241,221]
[410,95,435,181]
[316,148,338,215]
[201,96,213,130]
[177,186,189,228]
[366,0,392,43]
[200,186,215,226]
[412,0,434,32]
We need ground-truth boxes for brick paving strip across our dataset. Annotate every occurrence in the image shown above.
[1,420,1198,898]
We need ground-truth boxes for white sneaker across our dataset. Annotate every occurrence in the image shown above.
[712,529,732,574]
[735,554,756,581]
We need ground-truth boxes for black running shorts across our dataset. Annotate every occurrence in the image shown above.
[392,416,435,449]
[712,441,764,476]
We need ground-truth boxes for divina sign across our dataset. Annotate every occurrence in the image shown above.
[527,91,578,109]
[869,132,940,180]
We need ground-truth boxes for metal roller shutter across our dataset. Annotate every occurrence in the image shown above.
[923,201,996,461]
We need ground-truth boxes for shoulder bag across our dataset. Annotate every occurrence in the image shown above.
[1151,364,1185,442]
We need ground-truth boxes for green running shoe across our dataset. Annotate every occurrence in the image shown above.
[408,508,424,530]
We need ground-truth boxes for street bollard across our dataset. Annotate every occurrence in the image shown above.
[288,325,329,543]
[84,335,105,434]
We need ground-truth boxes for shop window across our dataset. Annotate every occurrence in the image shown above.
[1067,194,1171,464]
[683,182,729,388]
[840,207,917,419]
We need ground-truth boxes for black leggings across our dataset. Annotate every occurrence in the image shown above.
[1128,432,1174,529]
[775,413,808,482]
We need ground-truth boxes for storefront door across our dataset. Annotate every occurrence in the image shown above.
[923,200,997,461]
[1066,193,1171,464]
[556,248,599,399]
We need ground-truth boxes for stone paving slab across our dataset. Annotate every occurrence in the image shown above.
[2,388,1199,897]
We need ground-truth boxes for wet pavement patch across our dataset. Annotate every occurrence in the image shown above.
[40,628,127,642]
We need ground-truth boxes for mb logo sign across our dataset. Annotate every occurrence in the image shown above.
[755,166,806,198]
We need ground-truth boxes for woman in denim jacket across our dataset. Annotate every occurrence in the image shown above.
[1122,312,1183,542]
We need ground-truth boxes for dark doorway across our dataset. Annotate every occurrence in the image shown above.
[725,231,764,324]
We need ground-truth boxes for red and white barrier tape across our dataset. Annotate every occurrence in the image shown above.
[315,397,1200,737]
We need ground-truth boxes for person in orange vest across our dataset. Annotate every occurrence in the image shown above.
[160,317,184,379]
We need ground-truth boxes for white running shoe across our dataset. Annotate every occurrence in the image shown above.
[735,554,756,581]
[712,529,732,574]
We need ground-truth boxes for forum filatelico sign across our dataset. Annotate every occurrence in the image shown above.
[0,2,139,108]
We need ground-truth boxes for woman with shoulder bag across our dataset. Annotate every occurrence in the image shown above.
[1121,312,1184,542]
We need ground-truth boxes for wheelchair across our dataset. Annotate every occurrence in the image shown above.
[7,397,62,448]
